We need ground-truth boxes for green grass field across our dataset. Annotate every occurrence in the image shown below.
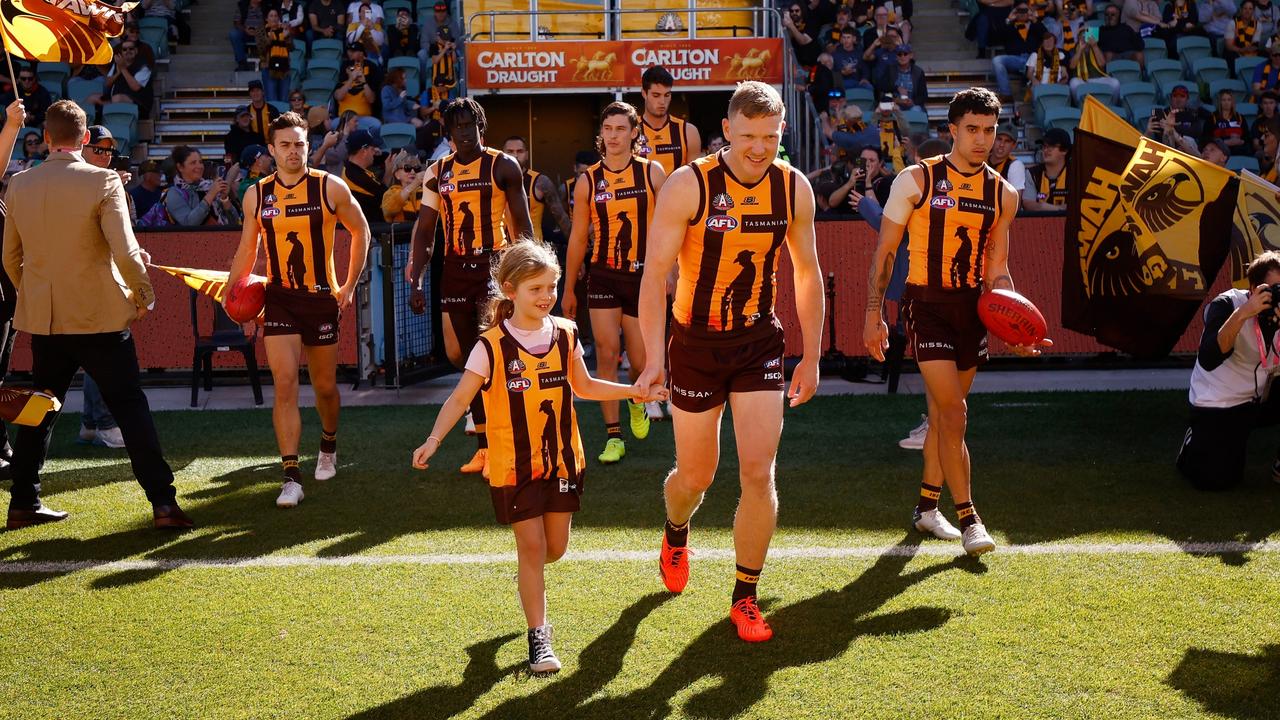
[2,390,1279,720]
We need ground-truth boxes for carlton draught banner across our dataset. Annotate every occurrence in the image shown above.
[466,37,784,89]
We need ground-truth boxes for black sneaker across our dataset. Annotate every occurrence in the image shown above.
[527,623,561,673]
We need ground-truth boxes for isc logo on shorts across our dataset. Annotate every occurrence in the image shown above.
[439,183,456,194]
[705,215,738,232]
[930,196,956,210]
[594,192,614,202]
[507,359,526,374]
[507,377,532,392]
[261,208,281,218]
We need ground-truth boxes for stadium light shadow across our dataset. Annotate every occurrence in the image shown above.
[1166,644,1280,719]
[343,632,522,720]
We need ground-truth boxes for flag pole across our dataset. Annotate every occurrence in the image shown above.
[0,17,17,93]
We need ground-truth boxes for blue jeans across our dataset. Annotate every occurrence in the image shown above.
[229,28,250,64]
[81,374,117,431]
[992,53,1030,96]
[261,71,290,103]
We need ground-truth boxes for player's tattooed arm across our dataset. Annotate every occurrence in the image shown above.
[538,173,572,237]
[495,154,534,238]
[866,246,896,316]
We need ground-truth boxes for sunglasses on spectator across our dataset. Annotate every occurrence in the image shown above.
[24,138,38,145]
[896,50,911,55]
[87,145,114,155]
[401,164,422,172]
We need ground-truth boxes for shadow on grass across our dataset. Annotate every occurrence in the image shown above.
[344,632,521,720]
[1167,644,1280,720]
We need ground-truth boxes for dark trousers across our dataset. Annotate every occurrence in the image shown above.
[1176,391,1280,491]
[8,330,176,510]
[0,267,16,456]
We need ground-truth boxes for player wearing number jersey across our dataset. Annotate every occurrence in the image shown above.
[227,111,371,509]
[638,66,702,175]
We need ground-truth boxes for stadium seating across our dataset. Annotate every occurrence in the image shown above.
[104,119,134,154]
[1208,78,1248,101]
[302,77,334,108]
[844,87,875,114]
[1192,57,1230,97]
[1238,101,1259,127]
[306,57,341,85]
[1143,36,1168,63]
[1043,106,1082,134]
[1236,55,1266,82]
[1033,84,1070,125]
[1118,81,1158,115]
[311,39,344,62]
[381,122,417,150]
[1105,59,1142,85]
[36,62,70,97]
[1227,155,1261,172]
[1178,35,1213,73]
[388,56,421,83]
[384,0,414,16]
[269,100,289,114]
[1146,58,1186,101]
[1076,81,1117,104]
[902,107,928,136]
[1128,101,1157,130]
[102,102,139,135]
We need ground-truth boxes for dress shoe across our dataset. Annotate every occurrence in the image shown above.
[153,504,194,530]
[7,505,69,529]
[0,457,11,481]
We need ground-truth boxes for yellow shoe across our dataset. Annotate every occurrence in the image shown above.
[628,400,650,440]
[460,448,487,474]
[598,437,626,464]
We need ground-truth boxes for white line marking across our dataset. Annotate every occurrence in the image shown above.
[0,541,1274,573]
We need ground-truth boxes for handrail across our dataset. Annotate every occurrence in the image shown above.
[465,5,779,43]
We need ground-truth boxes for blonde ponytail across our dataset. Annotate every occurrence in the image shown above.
[483,237,562,329]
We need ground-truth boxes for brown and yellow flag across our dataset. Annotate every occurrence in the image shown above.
[1,0,137,64]
[1063,130,1239,357]
[1078,95,1144,146]
[153,265,231,304]
[1229,169,1280,289]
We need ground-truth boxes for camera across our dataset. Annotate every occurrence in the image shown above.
[833,160,851,185]
[1268,283,1280,308]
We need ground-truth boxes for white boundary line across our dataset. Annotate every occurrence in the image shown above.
[0,541,1276,573]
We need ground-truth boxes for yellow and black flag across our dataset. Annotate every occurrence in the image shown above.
[153,265,231,303]
[1,0,137,64]
[1063,130,1239,357]
[1229,169,1280,289]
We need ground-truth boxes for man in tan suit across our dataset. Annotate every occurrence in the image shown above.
[2,100,192,530]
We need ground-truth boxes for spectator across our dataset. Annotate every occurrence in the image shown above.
[381,151,422,222]
[87,40,154,120]
[1122,0,1162,32]
[230,0,267,72]
[1148,84,1210,151]
[1022,127,1070,212]
[872,101,910,169]
[862,6,899,50]
[381,67,420,124]
[832,27,871,90]
[805,0,839,30]
[1258,0,1280,37]
[130,160,164,217]
[974,0,1016,59]
[387,7,420,58]
[84,126,135,223]
[846,145,894,219]
[306,105,331,148]
[419,1,464,68]
[345,0,384,25]
[1202,137,1232,164]
[814,155,858,214]
[335,42,380,121]
[346,2,386,62]
[288,89,310,117]
[1204,0,1239,39]
[1161,0,1208,57]
[784,2,822,68]
[823,5,856,51]
[245,79,280,143]
[1254,47,1280,96]
[165,146,240,226]
[1259,115,1279,179]
[705,135,727,154]
[142,0,190,45]
[823,101,875,154]
[1069,28,1119,101]
[988,123,1026,191]
[117,22,158,69]
[874,43,927,109]
[224,105,262,163]
[257,9,292,103]
[1056,0,1087,58]
[428,27,458,104]
[9,68,52,128]
[236,144,273,204]
[1254,90,1278,152]
[1226,0,1263,63]
[1098,3,1145,64]
[809,55,840,108]
[935,119,953,143]
[312,108,358,173]
[993,2,1046,98]
[341,129,386,222]
[308,0,347,46]
[1025,32,1069,99]
[863,25,902,72]
[817,144,892,216]
[1204,88,1253,155]
[278,0,307,33]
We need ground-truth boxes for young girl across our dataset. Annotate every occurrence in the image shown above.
[412,240,665,674]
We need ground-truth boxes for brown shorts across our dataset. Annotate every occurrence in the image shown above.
[263,285,339,346]
[667,321,786,413]
[902,287,988,371]
[440,257,494,320]
[587,267,642,317]
[489,477,582,525]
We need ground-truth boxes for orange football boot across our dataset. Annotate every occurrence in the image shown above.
[730,596,773,642]
[659,536,692,593]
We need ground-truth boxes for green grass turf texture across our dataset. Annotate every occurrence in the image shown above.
[1,390,1278,719]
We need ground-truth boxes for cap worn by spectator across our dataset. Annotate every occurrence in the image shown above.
[996,122,1018,140]
[1170,84,1190,99]
[87,125,114,145]
[1204,138,1230,156]
[1038,127,1073,149]
[346,129,382,154]
[140,159,161,174]
[897,43,912,53]
[241,144,269,167]
[433,1,448,11]
[235,105,251,117]
[248,79,263,91]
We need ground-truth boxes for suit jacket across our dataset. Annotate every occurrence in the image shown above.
[2,151,153,335]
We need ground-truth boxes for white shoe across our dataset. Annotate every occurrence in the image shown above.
[315,451,337,481]
[77,425,96,444]
[94,427,126,448]
[962,523,997,556]
[276,481,304,508]
[464,411,477,436]
[898,414,928,450]
[527,623,561,673]
[645,400,665,421]
[618,352,630,372]
[913,508,962,541]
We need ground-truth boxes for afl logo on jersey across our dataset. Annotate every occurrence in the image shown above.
[594,192,614,202]
[439,183,456,194]
[506,359,526,374]
[637,136,651,155]
[934,178,954,194]
[507,377,532,393]
[261,207,281,218]
[705,215,739,232]
[930,196,957,210]
[264,194,278,205]
[711,193,735,211]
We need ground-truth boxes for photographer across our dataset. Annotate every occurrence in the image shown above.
[1146,84,1208,149]
[1178,252,1280,490]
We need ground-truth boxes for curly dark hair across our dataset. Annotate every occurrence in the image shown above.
[442,97,487,137]
[947,87,1001,124]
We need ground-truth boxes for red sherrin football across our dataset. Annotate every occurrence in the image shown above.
[225,275,267,323]
[977,289,1047,346]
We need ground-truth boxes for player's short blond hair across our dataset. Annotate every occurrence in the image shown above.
[728,81,785,120]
